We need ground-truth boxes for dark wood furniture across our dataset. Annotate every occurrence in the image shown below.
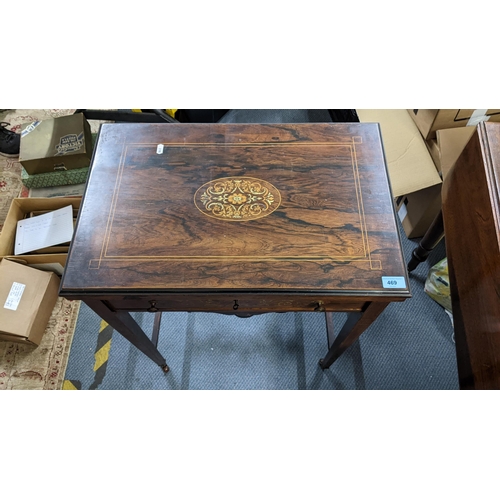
[407,210,444,272]
[59,123,411,372]
[440,122,500,389]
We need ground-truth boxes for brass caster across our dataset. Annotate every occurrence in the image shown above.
[318,358,326,370]
[161,364,170,373]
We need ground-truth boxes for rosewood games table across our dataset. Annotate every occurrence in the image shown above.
[59,123,411,373]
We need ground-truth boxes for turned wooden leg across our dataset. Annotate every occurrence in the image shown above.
[407,210,445,272]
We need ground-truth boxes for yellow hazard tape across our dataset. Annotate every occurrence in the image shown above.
[94,339,112,372]
[62,380,78,390]
[131,109,177,117]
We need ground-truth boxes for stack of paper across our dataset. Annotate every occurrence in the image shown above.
[14,205,74,255]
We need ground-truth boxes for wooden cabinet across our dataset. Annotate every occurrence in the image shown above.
[442,121,500,389]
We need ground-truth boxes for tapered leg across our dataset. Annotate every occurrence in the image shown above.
[319,302,389,369]
[152,311,162,348]
[86,299,169,372]
[325,312,335,348]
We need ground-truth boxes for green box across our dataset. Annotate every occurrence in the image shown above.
[21,166,89,189]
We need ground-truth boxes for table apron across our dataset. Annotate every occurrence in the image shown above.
[91,294,374,314]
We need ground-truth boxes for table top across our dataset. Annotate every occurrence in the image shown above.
[60,122,410,298]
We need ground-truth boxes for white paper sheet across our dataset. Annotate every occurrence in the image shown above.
[15,205,74,255]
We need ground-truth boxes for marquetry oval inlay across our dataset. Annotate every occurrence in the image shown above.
[194,177,281,221]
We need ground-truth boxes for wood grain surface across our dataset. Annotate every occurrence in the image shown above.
[60,123,410,298]
[442,121,500,389]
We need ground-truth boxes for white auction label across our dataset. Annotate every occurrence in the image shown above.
[4,282,26,311]
[382,276,406,289]
[156,144,164,154]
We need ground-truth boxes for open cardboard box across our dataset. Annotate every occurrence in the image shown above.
[407,109,500,140]
[438,127,477,182]
[0,259,60,346]
[425,136,442,173]
[357,109,442,238]
[426,126,476,176]
[0,197,81,274]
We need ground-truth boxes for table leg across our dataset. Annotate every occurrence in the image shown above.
[319,302,389,369]
[325,312,335,349]
[152,311,162,348]
[85,299,169,373]
[407,210,445,272]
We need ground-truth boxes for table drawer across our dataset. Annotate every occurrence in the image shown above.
[104,293,366,314]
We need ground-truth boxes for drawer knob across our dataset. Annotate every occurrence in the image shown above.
[314,301,325,312]
[148,300,159,313]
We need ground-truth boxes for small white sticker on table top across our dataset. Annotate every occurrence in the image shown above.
[156,144,164,154]
[382,276,407,289]
[4,282,26,311]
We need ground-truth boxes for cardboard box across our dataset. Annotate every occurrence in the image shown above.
[0,259,60,346]
[426,126,477,176]
[396,185,442,239]
[357,109,443,239]
[408,109,500,140]
[19,113,93,175]
[356,109,442,198]
[425,137,442,173]
[0,197,81,274]
[437,127,476,182]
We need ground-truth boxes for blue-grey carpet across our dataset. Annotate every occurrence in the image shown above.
[64,223,458,390]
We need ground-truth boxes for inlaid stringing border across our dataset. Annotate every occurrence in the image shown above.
[90,137,380,271]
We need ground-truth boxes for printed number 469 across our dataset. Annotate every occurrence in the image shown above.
[387,280,398,285]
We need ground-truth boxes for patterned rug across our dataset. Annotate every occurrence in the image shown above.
[0,298,81,389]
[0,109,81,390]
